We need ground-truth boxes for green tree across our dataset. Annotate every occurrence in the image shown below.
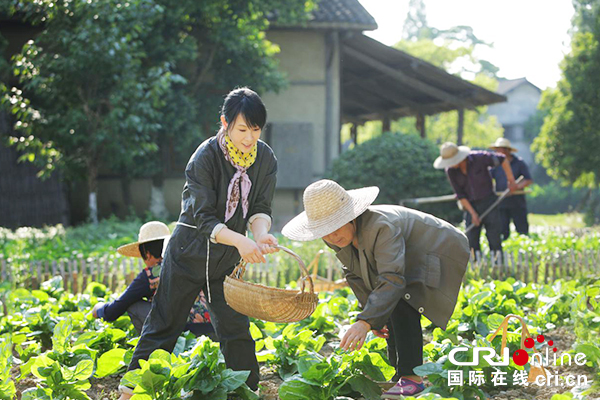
[1,0,312,221]
[532,0,600,223]
[532,0,600,187]
[2,0,175,223]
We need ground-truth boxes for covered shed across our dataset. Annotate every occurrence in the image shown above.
[340,33,506,143]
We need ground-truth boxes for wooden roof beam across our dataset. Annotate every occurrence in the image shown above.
[343,73,425,112]
[343,46,474,109]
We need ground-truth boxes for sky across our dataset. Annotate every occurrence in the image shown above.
[358,0,575,90]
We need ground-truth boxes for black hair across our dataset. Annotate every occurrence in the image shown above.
[221,87,267,131]
[139,239,164,261]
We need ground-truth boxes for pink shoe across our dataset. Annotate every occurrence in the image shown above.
[380,377,425,399]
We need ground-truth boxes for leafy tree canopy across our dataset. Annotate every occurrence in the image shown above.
[532,0,600,187]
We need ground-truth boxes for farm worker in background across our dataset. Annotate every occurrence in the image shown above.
[118,87,279,400]
[281,180,470,398]
[91,221,214,338]
[433,142,518,255]
[489,138,534,240]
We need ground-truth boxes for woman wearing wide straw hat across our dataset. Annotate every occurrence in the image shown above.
[118,87,278,399]
[282,180,470,398]
[433,142,517,254]
[92,221,214,337]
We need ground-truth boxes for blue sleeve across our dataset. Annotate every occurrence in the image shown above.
[99,270,154,322]
[490,166,500,180]
[477,151,505,168]
[518,160,532,180]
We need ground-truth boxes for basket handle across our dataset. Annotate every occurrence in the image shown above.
[230,245,315,294]
[488,313,537,353]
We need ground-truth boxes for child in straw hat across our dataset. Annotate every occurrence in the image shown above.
[282,180,470,399]
[92,221,214,338]
[118,88,278,400]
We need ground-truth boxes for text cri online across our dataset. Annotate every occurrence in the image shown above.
[533,373,589,387]
[447,370,590,387]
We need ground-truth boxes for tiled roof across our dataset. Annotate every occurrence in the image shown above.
[309,0,377,30]
[497,78,541,95]
[268,0,377,30]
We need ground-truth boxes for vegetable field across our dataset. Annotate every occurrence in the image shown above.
[1,274,599,400]
[1,220,599,399]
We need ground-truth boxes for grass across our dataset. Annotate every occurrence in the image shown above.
[528,212,587,229]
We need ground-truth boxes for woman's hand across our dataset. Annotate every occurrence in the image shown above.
[372,326,389,339]
[256,233,279,254]
[92,303,103,319]
[340,320,371,352]
[236,236,267,264]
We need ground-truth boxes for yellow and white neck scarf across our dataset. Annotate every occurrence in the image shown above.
[217,129,258,222]
[224,134,257,168]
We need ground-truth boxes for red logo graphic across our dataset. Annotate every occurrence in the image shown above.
[511,334,558,366]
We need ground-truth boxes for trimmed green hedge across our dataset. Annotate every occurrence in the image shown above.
[326,133,462,223]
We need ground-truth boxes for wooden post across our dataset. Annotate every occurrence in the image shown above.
[30,263,37,290]
[0,258,6,283]
[37,262,42,288]
[103,258,110,287]
[42,261,50,283]
[559,253,564,278]
[51,260,57,277]
[533,255,539,283]
[81,259,87,292]
[59,260,66,289]
[65,260,71,292]
[72,259,79,294]
[265,265,270,287]
[111,260,118,292]
[457,109,465,145]
[350,124,358,146]
[382,114,391,133]
[90,259,96,283]
[478,251,486,279]
[416,113,426,138]
[521,251,530,283]
[127,258,136,285]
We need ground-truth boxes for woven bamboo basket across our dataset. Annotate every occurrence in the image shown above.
[489,314,549,382]
[296,249,348,292]
[223,245,319,323]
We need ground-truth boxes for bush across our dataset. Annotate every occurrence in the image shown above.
[326,133,461,223]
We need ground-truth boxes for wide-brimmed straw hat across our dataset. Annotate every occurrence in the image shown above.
[117,221,171,258]
[490,137,518,153]
[281,180,379,241]
[433,142,471,169]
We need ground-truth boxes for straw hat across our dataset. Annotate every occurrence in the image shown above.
[433,142,471,169]
[490,137,518,152]
[117,221,171,258]
[281,180,379,241]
